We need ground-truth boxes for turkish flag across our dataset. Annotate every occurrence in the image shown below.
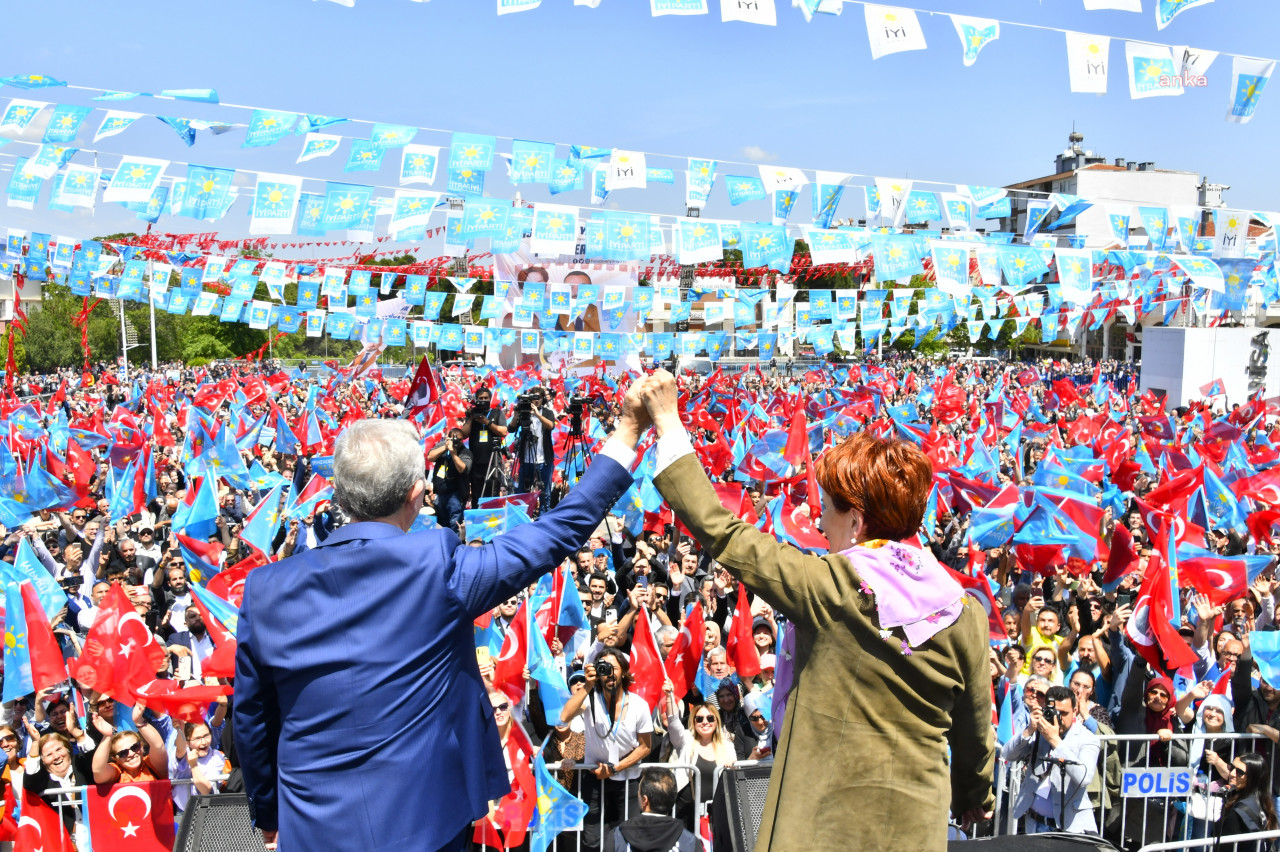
[403,356,441,419]
[1101,524,1139,587]
[86,780,175,852]
[68,584,167,703]
[21,583,68,692]
[1232,468,1280,505]
[782,405,809,467]
[1125,551,1198,672]
[206,553,267,607]
[665,605,705,700]
[492,727,535,847]
[945,566,1007,641]
[725,583,762,679]
[16,788,71,851]
[135,681,233,725]
[628,604,667,713]
[491,602,529,704]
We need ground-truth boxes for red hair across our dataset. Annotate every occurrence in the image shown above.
[816,432,933,541]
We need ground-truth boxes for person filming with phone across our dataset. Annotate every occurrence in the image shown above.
[1002,684,1100,834]
[561,647,653,852]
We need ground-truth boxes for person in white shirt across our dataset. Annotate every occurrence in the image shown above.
[561,647,653,852]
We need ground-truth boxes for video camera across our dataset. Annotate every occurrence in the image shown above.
[515,393,539,429]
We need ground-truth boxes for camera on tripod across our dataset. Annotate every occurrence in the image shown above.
[567,396,592,435]
[515,393,538,428]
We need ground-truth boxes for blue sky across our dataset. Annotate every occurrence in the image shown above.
[1,0,1276,244]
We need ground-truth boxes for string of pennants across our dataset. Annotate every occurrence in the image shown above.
[4,226,1275,362]
[0,40,1275,249]
[331,0,1252,53]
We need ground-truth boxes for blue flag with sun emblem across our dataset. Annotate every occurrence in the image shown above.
[510,140,555,183]
[603,213,650,261]
[903,190,941,224]
[42,105,91,143]
[741,224,791,271]
[179,165,235,220]
[243,110,298,147]
[320,182,373,231]
[1218,259,1255,312]
[1227,57,1275,124]
[813,182,845,229]
[529,752,589,852]
[2,581,33,702]
[449,132,496,171]
[1155,0,1213,30]
[369,123,416,148]
[726,176,766,206]
[461,197,508,238]
[345,140,385,172]
[997,245,1050,288]
[870,234,923,280]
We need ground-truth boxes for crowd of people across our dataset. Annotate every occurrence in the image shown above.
[3,348,1280,851]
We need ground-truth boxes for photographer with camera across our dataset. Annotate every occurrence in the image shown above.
[1002,684,1100,834]
[426,427,473,533]
[515,386,556,516]
[561,648,653,852]
[462,387,509,505]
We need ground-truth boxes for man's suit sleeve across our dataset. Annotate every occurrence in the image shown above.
[449,451,635,618]
[233,577,281,832]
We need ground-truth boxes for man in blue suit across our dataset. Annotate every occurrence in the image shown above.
[234,383,649,852]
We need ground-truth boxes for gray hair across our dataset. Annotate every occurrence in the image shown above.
[706,646,728,662]
[333,420,425,521]
[655,626,679,647]
[1024,674,1052,691]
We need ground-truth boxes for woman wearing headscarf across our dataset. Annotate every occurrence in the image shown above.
[1168,687,1236,843]
[638,373,995,852]
[1117,672,1179,765]
[741,692,774,760]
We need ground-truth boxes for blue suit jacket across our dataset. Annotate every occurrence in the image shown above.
[234,453,634,852]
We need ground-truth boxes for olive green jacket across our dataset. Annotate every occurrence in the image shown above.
[654,454,995,851]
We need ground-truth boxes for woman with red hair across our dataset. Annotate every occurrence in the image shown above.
[637,370,995,852]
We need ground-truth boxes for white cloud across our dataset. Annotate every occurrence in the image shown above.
[742,145,778,163]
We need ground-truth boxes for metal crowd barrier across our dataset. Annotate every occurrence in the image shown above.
[543,761,703,852]
[969,732,1279,850]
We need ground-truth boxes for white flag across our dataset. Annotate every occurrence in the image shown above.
[605,150,647,191]
[103,156,168,204]
[93,111,141,142]
[1212,210,1249,258]
[759,166,808,193]
[864,5,926,60]
[249,174,303,236]
[1226,56,1276,125]
[1065,31,1111,94]
[874,177,912,227]
[1176,46,1217,80]
[721,0,776,25]
[530,203,579,256]
[1126,41,1181,99]
[1082,0,1140,10]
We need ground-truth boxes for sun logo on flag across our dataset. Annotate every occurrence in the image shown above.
[887,245,903,259]
[129,165,150,180]
[890,183,903,193]
[479,209,496,222]
[358,150,375,161]
[1138,59,1165,81]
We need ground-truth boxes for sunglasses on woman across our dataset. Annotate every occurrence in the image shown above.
[694,714,717,723]
[112,742,144,760]
[1231,766,1247,776]
[492,702,510,714]
[0,736,17,746]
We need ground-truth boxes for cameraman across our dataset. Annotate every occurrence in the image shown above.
[516,387,556,516]
[426,427,472,532]
[561,648,653,852]
[1002,684,1100,834]
[462,387,508,504]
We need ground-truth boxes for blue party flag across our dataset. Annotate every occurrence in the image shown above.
[2,581,33,702]
[529,751,590,852]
